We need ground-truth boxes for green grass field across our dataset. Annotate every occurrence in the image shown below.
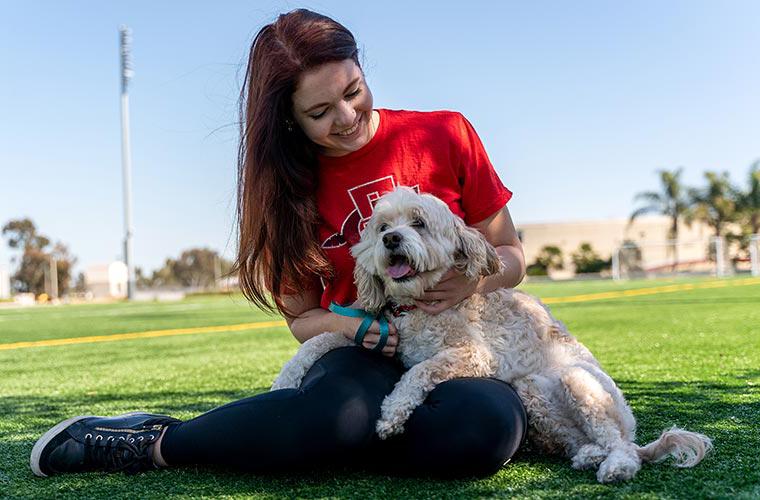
[1,276,759,499]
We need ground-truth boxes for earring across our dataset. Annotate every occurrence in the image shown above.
[285,119,294,132]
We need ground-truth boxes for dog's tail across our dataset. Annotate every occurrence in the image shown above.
[636,426,713,467]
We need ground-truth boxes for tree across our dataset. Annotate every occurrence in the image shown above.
[172,248,229,288]
[736,160,760,233]
[687,171,738,238]
[2,218,76,296]
[571,243,611,274]
[720,161,760,262]
[139,248,232,289]
[73,272,88,294]
[2,218,50,251]
[526,245,564,276]
[630,168,690,271]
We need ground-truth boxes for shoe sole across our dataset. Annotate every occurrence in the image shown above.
[29,411,152,477]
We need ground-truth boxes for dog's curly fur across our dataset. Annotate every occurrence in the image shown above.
[271,187,712,483]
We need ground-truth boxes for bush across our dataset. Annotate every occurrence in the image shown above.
[571,243,611,274]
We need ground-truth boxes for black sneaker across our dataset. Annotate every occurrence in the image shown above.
[30,412,181,477]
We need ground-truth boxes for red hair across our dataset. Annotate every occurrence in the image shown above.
[233,9,360,315]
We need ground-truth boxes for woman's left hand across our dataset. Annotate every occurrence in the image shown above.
[414,268,480,315]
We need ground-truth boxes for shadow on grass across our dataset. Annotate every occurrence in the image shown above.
[3,377,759,499]
[1,388,271,435]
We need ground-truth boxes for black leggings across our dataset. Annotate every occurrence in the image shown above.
[160,346,527,478]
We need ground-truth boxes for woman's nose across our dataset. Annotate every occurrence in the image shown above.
[334,101,357,128]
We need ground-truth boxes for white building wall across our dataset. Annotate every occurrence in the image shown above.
[85,262,128,299]
[0,265,10,299]
[517,215,713,274]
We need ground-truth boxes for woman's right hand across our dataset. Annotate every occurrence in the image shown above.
[333,312,398,357]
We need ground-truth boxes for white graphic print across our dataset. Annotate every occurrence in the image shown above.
[322,176,419,249]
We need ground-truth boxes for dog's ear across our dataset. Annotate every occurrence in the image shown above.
[350,223,387,313]
[454,220,503,280]
[353,262,386,314]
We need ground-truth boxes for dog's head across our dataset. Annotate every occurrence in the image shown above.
[350,187,502,313]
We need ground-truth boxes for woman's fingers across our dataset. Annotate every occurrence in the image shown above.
[363,340,398,357]
[418,290,448,301]
[361,331,398,347]
[360,319,398,353]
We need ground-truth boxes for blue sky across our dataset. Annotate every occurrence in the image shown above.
[2,1,759,273]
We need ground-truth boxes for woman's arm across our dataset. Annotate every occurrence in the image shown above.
[281,285,398,356]
[414,205,525,314]
[472,205,526,293]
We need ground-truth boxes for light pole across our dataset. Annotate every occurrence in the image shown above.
[119,25,135,300]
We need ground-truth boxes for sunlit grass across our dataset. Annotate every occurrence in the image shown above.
[1,276,758,498]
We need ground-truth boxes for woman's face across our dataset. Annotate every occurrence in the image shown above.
[291,59,376,157]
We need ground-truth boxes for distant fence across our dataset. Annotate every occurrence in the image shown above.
[612,235,759,280]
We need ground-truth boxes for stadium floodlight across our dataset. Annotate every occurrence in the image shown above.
[119,25,135,300]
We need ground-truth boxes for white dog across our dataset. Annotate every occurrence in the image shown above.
[272,187,712,483]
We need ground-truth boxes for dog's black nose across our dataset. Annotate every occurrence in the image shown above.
[383,231,402,249]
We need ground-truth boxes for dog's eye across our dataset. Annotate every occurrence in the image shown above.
[410,218,426,229]
[378,223,389,233]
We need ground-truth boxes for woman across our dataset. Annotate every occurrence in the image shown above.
[30,9,527,479]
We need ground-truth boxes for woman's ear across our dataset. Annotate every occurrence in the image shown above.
[454,220,503,280]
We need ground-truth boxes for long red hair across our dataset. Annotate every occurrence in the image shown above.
[233,9,359,315]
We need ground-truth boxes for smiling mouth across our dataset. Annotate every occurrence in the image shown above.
[387,254,418,281]
[334,115,362,137]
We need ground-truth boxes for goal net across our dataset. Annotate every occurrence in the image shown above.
[612,237,726,279]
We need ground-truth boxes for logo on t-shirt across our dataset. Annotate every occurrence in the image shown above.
[321,176,419,249]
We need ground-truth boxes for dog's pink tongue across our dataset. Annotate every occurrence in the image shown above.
[387,262,413,279]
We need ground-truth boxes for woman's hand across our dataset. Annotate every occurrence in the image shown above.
[414,268,481,315]
[333,308,398,357]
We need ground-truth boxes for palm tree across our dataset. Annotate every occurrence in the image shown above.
[630,168,690,271]
[731,160,760,261]
[736,160,760,235]
[687,171,738,238]
[687,171,739,271]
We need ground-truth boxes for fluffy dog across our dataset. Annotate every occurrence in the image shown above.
[272,187,712,483]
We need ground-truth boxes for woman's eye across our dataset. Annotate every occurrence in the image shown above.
[346,87,362,99]
[310,109,327,120]
[410,218,426,229]
[378,223,389,232]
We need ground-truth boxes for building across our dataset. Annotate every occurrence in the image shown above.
[0,264,10,299]
[84,262,128,299]
[517,215,714,277]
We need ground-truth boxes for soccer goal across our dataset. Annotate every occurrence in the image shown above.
[612,237,722,280]
[750,234,760,277]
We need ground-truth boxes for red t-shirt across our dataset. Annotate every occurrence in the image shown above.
[316,109,512,309]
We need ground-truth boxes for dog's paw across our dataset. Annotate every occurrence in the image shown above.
[572,444,607,470]
[375,418,404,440]
[596,448,641,483]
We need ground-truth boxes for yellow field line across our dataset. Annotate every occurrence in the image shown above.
[2,277,759,351]
[0,320,287,351]
[542,277,760,304]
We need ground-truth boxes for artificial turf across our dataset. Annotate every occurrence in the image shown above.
[1,276,758,499]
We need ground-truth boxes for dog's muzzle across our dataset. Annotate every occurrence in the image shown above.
[386,253,418,281]
[383,231,402,250]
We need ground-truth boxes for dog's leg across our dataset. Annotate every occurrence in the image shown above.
[271,332,353,390]
[571,443,608,470]
[376,345,492,439]
[559,365,641,483]
[512,375,589,459]
[582,364,637,441]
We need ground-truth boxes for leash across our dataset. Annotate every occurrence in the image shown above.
[328,302,389,352]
